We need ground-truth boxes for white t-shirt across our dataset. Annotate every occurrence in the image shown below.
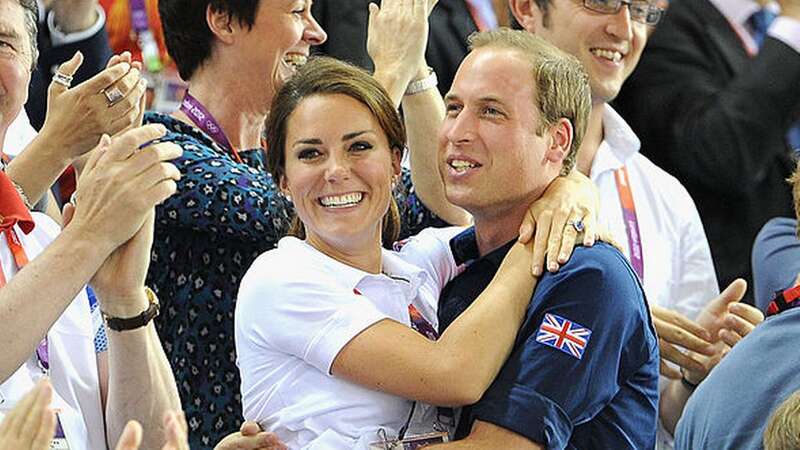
[591,105,720,449]
[236,227,462,450]
[0,213,104,450]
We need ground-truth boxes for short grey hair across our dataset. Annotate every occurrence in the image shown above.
[18,0,39,71]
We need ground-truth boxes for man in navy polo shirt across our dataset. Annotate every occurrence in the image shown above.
[431,29,660,449]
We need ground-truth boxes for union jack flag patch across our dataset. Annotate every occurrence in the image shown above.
[535,313,592,360]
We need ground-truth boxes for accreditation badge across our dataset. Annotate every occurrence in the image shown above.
[50,411,71,450]
[368,431,449,449]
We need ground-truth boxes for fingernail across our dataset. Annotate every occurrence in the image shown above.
[548,261,558,272]
[558,253,567,263]
[532,265,541,276]
[121,62,130,72]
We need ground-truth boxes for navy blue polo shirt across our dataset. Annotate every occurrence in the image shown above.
[439,228,659,450]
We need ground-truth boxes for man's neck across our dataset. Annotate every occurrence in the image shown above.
[473,201,532,257]
[575,101,606,176]
[173,65,265,150]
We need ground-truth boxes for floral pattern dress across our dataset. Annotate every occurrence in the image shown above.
[144,112,447,449]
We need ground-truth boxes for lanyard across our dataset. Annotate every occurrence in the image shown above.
[613,167,644,280]
[0,228,48,370]
[180,93,244,163]
[0,228,29,287]
[766,284,800,317]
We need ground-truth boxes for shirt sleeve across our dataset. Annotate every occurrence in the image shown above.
[236,252,392,375]
[670,182,720,320]
[470,245,656,448]
[156,133,293,243]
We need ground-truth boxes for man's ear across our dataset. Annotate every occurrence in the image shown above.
[206,5,236,45]
[545,118,574,164]
[509,0,543,33]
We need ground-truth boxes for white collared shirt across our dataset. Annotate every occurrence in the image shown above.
[0,213,104,450]
[590,105,720,449]
[236,227,463,450]
[591,105,720,319]
[708,0,800,54]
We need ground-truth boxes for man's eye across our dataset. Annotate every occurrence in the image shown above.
[445,104,462,116]
[482,106,502,116]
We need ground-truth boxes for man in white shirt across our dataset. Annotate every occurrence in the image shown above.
[508,0,765,447]
[615,0,800,308]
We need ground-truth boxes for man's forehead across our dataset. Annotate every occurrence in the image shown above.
[449,48,535,101]
[0,0,27,33]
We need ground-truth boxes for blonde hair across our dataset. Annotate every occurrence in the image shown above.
[468,28,591,175]
[764,389,800,450]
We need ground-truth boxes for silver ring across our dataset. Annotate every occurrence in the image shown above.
[568,219,585,233]
[52,71,73,88]
[102,87,125,106]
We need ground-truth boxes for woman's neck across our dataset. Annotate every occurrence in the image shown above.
[305,232,384,275]
[173,65,266,150]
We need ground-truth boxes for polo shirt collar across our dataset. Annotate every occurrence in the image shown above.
[590,104,641,178]
[449,226,515,267]
[280,236,428,296]
[0,171,34,234]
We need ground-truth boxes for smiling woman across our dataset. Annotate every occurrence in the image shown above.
[141,1,451,447]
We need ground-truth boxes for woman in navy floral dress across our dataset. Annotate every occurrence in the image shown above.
[145,1,457,447]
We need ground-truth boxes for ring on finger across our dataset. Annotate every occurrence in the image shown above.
[102,86,125,106]
[567,218,585,233]
[53,71,73,88]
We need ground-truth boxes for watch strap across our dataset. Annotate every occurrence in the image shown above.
[103,287,160,332]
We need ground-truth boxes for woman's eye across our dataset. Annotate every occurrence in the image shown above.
[350,141,373,152]
[297,148,320,160]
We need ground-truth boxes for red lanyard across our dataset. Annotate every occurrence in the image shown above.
[614,167,644,281]
[0,228,29,287]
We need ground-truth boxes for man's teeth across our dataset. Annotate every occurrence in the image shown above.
[319,192,363,208]
[450,159,479,173]
[284,54,308,68]
[591,49,622,63]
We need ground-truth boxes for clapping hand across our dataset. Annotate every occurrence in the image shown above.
[0,380,55,450]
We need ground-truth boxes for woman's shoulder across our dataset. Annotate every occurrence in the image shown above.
[144,112,220,157]
[240,237,324,293]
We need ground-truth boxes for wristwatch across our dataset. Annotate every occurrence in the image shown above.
[103,287,160,332]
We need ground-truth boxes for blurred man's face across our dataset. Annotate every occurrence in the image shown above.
[512,0,649,104]
[0,0,32,131]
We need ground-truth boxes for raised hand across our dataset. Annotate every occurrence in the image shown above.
[0,380,56,450]
[367,0,439,105]
[650,305,716,379]
[38,52,147,163]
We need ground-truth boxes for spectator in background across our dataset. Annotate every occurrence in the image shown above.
[615,0,800,302]
[312,0,510,95]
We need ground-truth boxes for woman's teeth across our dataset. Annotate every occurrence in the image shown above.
[319,192,363,208]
